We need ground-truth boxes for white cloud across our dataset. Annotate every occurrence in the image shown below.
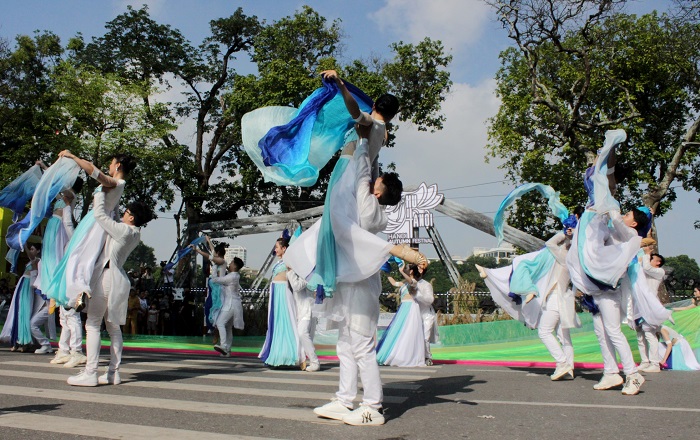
[369,0,491,51]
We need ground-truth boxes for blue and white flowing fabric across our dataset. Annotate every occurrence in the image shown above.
[493,183,569,247]
[0,264,35,345]
[165,236,206,272]
[242,79,373,187]
[376,285,426,367]
[6,158,80,251]
[622,252,672,327]
[206,263,225,328]
[591,129,626,214]
[258,260,302,366]
[36,203,69,293]
[0,164,42,218]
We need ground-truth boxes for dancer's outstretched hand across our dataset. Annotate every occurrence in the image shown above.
[58,149,75,160]
[321,70,343,85]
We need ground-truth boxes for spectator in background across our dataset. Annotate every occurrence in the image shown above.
[125,290,140,335]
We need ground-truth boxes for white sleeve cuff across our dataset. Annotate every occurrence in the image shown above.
[90,168,101,180]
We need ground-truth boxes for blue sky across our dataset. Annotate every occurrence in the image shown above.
[3,0,697,270]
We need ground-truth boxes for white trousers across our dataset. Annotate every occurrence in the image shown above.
[58,306,83,354]
[636,326,660,367]
[85,269,122,375]
[298,317,318,364]
[215,307,236,352]
[335,324,383,409]
[591,291,637,375]
[30,300,50,347]
[537,294,573,365]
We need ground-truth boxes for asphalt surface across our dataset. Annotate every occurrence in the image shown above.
[0,348,697,439]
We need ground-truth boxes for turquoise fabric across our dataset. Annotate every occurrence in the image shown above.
[44,210,96,305]
[493,182,569,246]
[16,272,34,345]
[40,215,62,293]
[377,286,411,363]
[509,249,556,295]
[207,279,222,326]
[261,282,300,366]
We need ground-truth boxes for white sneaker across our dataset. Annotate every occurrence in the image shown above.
[342,404,385,426]
[639,364,661,373]
[621,372,645,395]
[63,352,87,368]
[34,345,54,355]
[637,361,650,371]
[305,361,320,372]
[593,373,624,390]
[50,351,71,364]
[98,370,121,385]
[567,370,575,380]
[550,363,573,381]
[67,369,98,387]
[313,399,353,421]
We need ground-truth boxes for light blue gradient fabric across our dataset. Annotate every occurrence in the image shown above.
[242,79,373,187]
[377,286,411,363]
[16,272,35,345]
[494,183,569,246]
[0,165,42,217]
[6,158,79,251]
[39,215,63,292]
[44,211,96,305]
[591,129,626,214]
[509,248,556,295]
[164,236,206,272]
[207,278,222,326]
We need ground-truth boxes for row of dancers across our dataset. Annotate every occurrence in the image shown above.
[477,129,698,396]
[1,151,154,387]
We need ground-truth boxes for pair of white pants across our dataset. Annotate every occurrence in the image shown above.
[30,300,50,347]
[591,291,637,375]
[85,269,123,375]
[298,317,318,364]
[215,307,236,353]
[537,293,573,365]
[58,306,83,354]
[636,325,660,367]
[335,324,383,409]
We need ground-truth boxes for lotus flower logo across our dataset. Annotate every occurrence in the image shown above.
[384,183,443,243]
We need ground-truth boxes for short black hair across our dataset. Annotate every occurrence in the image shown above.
[377,172,403,206]
[573,205,585,218]
[125,201,154,227]
[113,153,136,175]
[28,242,42,253]
[214,243,227,257]
[374,94,399,121]
[72,177,84,194]
[232,257,244,270]
[650,253,665,267]
[631,208,650,235]
[276,237,290,248]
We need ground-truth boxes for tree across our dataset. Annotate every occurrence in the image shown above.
[664,255,700,297]
[73,6,452,285]
[486,0,700,239]
[124,241,157,273]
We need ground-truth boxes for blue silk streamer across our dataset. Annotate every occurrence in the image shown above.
[242,78,373,187]
[6,158,80,251]
[164,236,206,272]
[591,129,626,214]
[508,249,556,296]
[494,183,570,246]
[0,165,42,218]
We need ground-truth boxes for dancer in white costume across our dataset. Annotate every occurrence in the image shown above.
[287,268,320,372]
[27,244,56,355]
[478,229,579,380]
[310,126,427,426]
[410,265,438,365]
[191,240,227,344]
[210,257,245,357]
[47,151,134,310]
[0,244,41,352]
[635,249,666,373]
[67,191,153,386]
[44,186,88,368]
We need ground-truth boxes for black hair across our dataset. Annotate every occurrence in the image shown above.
[374,94,399,121]
[650,253,665,267]
[71,177,84,194]
[276,237,290,248]
[408,263,427,279]
[27,242,41,253]
[631,208,650,235]
[112,153,136,175]
[125,201,154,227]
[214,243,227,257]
[377,172,403,206]
[232,257,244,271]
[573,205,585,218]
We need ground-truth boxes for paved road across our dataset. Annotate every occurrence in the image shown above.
[0,349,697,439]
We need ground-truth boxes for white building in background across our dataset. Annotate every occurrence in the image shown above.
[225,245,247,266]
[471,243,516,264]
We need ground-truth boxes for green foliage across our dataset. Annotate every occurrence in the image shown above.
[124,241,157,273]
[665,255,700,296]
[487,6,700,236]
